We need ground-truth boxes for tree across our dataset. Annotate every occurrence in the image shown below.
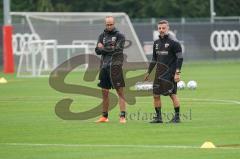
[7,0,240,19]
[215,0,240,16]
[36,0,53,12]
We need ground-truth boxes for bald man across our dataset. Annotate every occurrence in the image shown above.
[95,16,126,123]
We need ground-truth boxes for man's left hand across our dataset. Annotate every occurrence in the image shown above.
[174,73,180,82]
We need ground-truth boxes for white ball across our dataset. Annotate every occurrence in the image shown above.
[147,84,153,90]
[135,82,153,90]
[187,80,197,90]
[142,85,147,90]
[135,85,143,90]
[177,80,186,90]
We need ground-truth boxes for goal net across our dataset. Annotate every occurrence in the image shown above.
[10,12,147,77]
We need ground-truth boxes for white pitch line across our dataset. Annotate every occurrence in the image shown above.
[181,98,240,105]
[1,143,240,150]
[1,98,240,105]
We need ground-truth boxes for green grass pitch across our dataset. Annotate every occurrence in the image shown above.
[0,60,240,159]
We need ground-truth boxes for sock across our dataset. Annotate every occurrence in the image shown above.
[174,107,180,117]
[102,112,108,118]
[120,111,126,118]
[155,107,161,118]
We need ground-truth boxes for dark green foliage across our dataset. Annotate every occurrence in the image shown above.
[4,0,240,19]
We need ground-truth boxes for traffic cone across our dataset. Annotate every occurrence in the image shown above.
[0,77,8,84]
[201,141,216,148]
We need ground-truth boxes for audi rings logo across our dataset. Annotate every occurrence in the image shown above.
[210,30,240,51]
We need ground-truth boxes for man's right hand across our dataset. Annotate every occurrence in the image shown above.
[144,73,150,81]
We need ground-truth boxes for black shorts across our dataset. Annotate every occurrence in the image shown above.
[98,66,125,89]
[153,72,177,96]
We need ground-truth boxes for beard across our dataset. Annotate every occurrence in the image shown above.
[160,31,168,37]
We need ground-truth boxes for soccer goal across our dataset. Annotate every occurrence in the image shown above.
[10,12,147,77]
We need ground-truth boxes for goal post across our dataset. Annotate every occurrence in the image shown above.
[10,12,147,77]
[3,0,14,74]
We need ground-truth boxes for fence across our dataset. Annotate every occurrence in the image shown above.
[133,18,240,61]
[1,18,240,68]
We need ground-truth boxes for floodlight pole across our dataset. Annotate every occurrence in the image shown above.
[4,0,11,25]
[210,0,215,23]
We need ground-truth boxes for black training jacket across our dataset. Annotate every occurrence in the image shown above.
[95,28,125,69]
[148,34,183,75]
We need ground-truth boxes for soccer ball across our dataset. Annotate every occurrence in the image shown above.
[135,82,153,90]
[177,80,186,90]
[135,82,143,90]
[187,80,197,90]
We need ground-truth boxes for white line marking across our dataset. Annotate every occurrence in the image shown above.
[1,143,240,150]
[182,98,240,105]
[1,98,240,105]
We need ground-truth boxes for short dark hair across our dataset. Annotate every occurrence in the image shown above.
[158,20,169,25]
